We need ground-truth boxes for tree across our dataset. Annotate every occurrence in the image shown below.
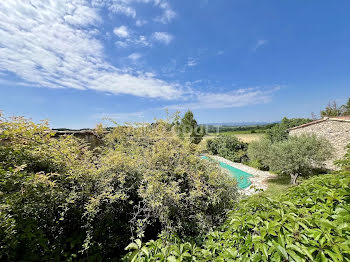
[340,98,350,116]
[266,117,312,143]
[265,135,332,184]
[207,135,248,162]
[320,101,342,117]
[176,110,205,144]
[247,138,271,170]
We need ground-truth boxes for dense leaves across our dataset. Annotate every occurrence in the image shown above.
[266,117,312,143]
[0,114,238,261]
[335,144,350,171]
[320,98,350,117]
[206,135,248,163]
[125,172,350,261]
[248,135,332,184]
[174,110,205,144]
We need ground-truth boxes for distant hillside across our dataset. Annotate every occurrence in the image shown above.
[202,121,277,126]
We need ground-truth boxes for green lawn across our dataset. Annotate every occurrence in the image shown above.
[262,174,292,197]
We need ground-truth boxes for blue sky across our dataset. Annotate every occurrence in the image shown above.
[0,0,349,128]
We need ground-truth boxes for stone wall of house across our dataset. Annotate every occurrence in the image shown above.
[289,120,350,170]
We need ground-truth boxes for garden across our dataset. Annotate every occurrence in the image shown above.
[0,111,349,261]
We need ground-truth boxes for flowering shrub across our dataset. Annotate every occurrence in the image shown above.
[0,114,238,260]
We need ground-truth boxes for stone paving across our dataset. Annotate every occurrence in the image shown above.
[209,155,276,195]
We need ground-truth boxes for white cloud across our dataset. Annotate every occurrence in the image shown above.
[92,0,137,18]
[135,19,147,26]
[155,9,176,24]
[187,58,198,67]
[169,86,280,110]
[92,0,176,24]
[0,0,181,99]
[93,111,145,121]
[113,26,129,38]
[128,53,142,61]
[253,39,268,51]
[116,35,150,48]
[153,32,173,44]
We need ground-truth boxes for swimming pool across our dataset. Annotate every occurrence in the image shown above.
[201,156,252,189]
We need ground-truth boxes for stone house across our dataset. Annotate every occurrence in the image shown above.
[289,116,350,170]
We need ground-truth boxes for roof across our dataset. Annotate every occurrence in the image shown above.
[288,116,350,131]
[52,129,109,136]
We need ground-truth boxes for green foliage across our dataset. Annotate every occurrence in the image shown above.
[124,172,350,261]
[175,110,205,144]
[205,123,278,134]
[266,135,332,184]
[335,144,350,171]
[340,98,350,116]
[249,135,332,184]
[266,117,312,143]
[0,114,238,260]
[320,98,350,117]
[321,101,343,117]
[247,138,271,170]
[207,135,248,162]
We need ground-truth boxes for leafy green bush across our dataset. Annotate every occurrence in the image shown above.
[124,172,350,261]
[247,138,271,170]
[0,114,238,260]
[335,144,350,171]
[207,135,248,162]
[266,117,312,143]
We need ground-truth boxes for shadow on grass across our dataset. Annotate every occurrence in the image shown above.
[267,174,291,185]
[263,174,292,197]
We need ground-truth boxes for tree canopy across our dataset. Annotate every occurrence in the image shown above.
[248,134,332,184]
[320,98,350,117]
[266,117,312,143]
[174,110,205,144]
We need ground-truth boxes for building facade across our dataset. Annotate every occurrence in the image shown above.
[289,116,350,170]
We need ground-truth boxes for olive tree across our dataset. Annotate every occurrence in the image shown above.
[247,138,271,170]
[266,135,332,184]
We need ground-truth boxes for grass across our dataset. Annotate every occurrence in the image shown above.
[232,133,264,143]
[262,174,291,197]
[205,132,264,143]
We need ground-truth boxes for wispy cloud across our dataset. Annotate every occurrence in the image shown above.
[155,8,176,24]
[93,111,145,122]
[0,1,180,99]
[187,58,198,67]
[168,86,281,110]
[113,26,129,38]
[135,19,147,26]
[116,35,150,48]
[92,0,176,24]
[153,32,174,45]
[253,39,268,51]
[128,53,142,61]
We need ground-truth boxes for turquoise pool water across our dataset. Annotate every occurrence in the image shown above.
[201,156,252,189]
